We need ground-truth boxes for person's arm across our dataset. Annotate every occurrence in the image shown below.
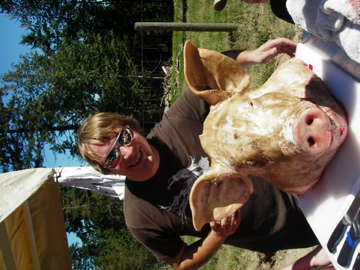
[278,245,332,270]
[166,209,241,270]
[223,37,297,68]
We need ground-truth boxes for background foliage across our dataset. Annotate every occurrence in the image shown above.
[1,1,171,269]
[0,0,171,172]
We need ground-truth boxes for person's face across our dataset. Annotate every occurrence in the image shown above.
[242,0,269,4]
[87,125,160,181]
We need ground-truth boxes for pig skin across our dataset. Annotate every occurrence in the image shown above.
[184,41,348,231]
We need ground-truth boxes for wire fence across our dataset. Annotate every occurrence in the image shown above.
[138,0,173,135]
[137,0,235,135]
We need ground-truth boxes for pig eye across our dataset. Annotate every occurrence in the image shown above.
[308,137,315,147]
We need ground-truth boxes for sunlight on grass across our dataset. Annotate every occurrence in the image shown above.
[171,0,302,96]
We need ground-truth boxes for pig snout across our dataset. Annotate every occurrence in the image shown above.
[292,108,334,154]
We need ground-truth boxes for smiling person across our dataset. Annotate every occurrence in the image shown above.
[77,38,329,270]
[80,118,160,181]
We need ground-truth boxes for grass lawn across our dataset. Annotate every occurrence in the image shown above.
[171,0,302,100]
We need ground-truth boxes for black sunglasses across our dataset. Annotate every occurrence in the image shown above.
[105,125,134,168]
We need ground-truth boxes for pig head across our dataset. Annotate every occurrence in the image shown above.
[184,41,348,231]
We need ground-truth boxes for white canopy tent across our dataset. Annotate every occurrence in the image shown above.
[0,167,125,270]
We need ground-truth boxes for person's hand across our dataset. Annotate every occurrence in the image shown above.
[209,209,241,238]
[252,37,297,63]
[236,38,297,68]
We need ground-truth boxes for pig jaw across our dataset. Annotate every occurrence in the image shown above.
[279,179,318,194]
[257,164,324,194]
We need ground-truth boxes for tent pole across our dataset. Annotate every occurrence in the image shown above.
[23,201,41,270]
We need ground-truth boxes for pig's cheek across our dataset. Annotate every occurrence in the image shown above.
[292,107,332,155]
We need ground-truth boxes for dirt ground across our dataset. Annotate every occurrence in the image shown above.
[271,248,314,269]
[242,247,333,270]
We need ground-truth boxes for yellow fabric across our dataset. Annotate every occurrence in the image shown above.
[0,169,71,270]
[4,205,35,269]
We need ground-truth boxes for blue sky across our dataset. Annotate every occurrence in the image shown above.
[1,14,84,247]
[0,14,85,169]
[0,15,28,75]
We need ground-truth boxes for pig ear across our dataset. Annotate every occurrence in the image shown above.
[184,41,251,105]
[189,169,254,231]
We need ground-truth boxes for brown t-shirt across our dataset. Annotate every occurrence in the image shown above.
[124,88,318,262]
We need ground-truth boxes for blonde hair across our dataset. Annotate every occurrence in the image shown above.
[78,112,141,174]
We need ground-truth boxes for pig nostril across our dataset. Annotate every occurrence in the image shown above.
[307,118,313,125]
[308,137,315,147]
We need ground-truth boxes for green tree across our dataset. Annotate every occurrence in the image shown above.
[61,186,161,269]
[0,0,172,267]
[0,0,169,172]
[69,243,97,270]
[0,30,142,172]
